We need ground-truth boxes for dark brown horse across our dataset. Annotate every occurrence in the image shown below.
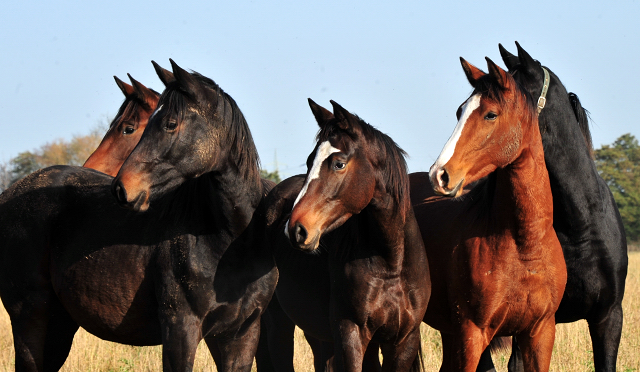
[264,99,430,372]
[83,75,159,176]
[412,57,566,371]
[0,60,277,371]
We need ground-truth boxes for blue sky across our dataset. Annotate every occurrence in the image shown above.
[1,1,639,177]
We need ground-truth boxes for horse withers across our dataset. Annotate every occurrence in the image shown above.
[0,60,277,371]
[413,57,566,372]
[269,99,430,372]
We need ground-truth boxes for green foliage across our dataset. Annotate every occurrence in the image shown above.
[595,133,640,242]
[260,169,281,184]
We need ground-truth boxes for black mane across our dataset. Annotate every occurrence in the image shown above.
[568,92,594,157]
[163,72,261,182]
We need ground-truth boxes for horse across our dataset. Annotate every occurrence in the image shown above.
[263,99,430,372]
[83,75,159,176]
[411,57,567,372]
[0,60,278,371]
[472,42,627,372]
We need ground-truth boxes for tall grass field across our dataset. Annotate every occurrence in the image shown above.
[1,251,639,371]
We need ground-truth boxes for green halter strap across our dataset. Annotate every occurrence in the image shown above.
[537,67,550,115]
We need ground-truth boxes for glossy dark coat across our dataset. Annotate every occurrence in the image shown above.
[0,60,278,372]
[262,100,430,372]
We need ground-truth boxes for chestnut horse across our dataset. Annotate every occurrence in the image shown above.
[487,42,627,372]
[265,99,430,372]
[0,60,277,371]
[413,57,566,371]
[83,75,159,176]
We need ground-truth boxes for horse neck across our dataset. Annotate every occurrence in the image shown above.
[186,164,264,238]
[492,132,554,256]
[539,105,603,230]
[354,188,415,271]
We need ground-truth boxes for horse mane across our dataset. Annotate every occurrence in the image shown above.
[568,92,594,158]
[163,72,261,182]
[316,116,410,213]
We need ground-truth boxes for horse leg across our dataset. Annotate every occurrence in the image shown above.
[42,297,79,371]
[516,317,556,372]
[305,335,335,372]
[7,289,56,372]
[507,338,524,372]
[379,328,421,372]
[216,313,262,372]
[453,322,489,372]
[588,303,623,372]
[333,320,368,372]
[439,332,455,372]
[160,313,202,372]
[256,296,295,372]
[204,336,223,370]
[362,342,381,372]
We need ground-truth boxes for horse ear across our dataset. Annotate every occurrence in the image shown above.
[515,41,537,73]
[499,43,520,71]
[128,74,158,107]
[486,57,511,90]
[152,60,175,87]
[169,59,202,99]
[460,57,485,87]
[308,98,334,127]
[114,76,135,97]
[330,100,360,134]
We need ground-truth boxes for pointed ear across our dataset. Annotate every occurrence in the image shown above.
[128,74,159,108]
[330,100,360,134]
[114,76,135,97]
[486,57,511,90]
[152,60,175,86]
[515,41,538,74]
[308,98,334,127]
[170,59,202,99]
[460,57,485,88]
[499,43,520,71]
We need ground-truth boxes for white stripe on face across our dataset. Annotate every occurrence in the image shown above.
[149,104,163,121]
[284,140,341,237]
[431,94,481,172]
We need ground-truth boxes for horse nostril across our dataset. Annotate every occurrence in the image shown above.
[294,222,308,245]
[438,168,450,189]
[112,179,128,205]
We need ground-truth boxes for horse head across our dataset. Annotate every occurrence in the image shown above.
[287,99,408,251]
[429,57,537,197]
[83,75,159,176]
[112,60,259,212]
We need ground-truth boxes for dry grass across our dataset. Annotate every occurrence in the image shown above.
[1,252,639,371]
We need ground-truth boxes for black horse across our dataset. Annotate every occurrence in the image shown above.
[471,42,628,372]
[261,100,430,372]
[0,60,278,371]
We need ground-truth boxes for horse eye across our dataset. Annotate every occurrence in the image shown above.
[333,161,346,171]
[165,120,178,131]
[485,112,498,121]
[123,126,135,135]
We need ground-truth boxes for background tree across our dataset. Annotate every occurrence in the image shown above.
[595,133,640,242]
[260,169,281,184]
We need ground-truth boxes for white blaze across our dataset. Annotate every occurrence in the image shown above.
[149,104,163,120]
[430,94,481,173]
[284,140,341,237]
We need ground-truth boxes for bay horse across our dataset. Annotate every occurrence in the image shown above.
[83,75,159,176]
[413,57,566,372]
[475,42,627,372]
[0,60,277,371]
[265,99,430,372]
